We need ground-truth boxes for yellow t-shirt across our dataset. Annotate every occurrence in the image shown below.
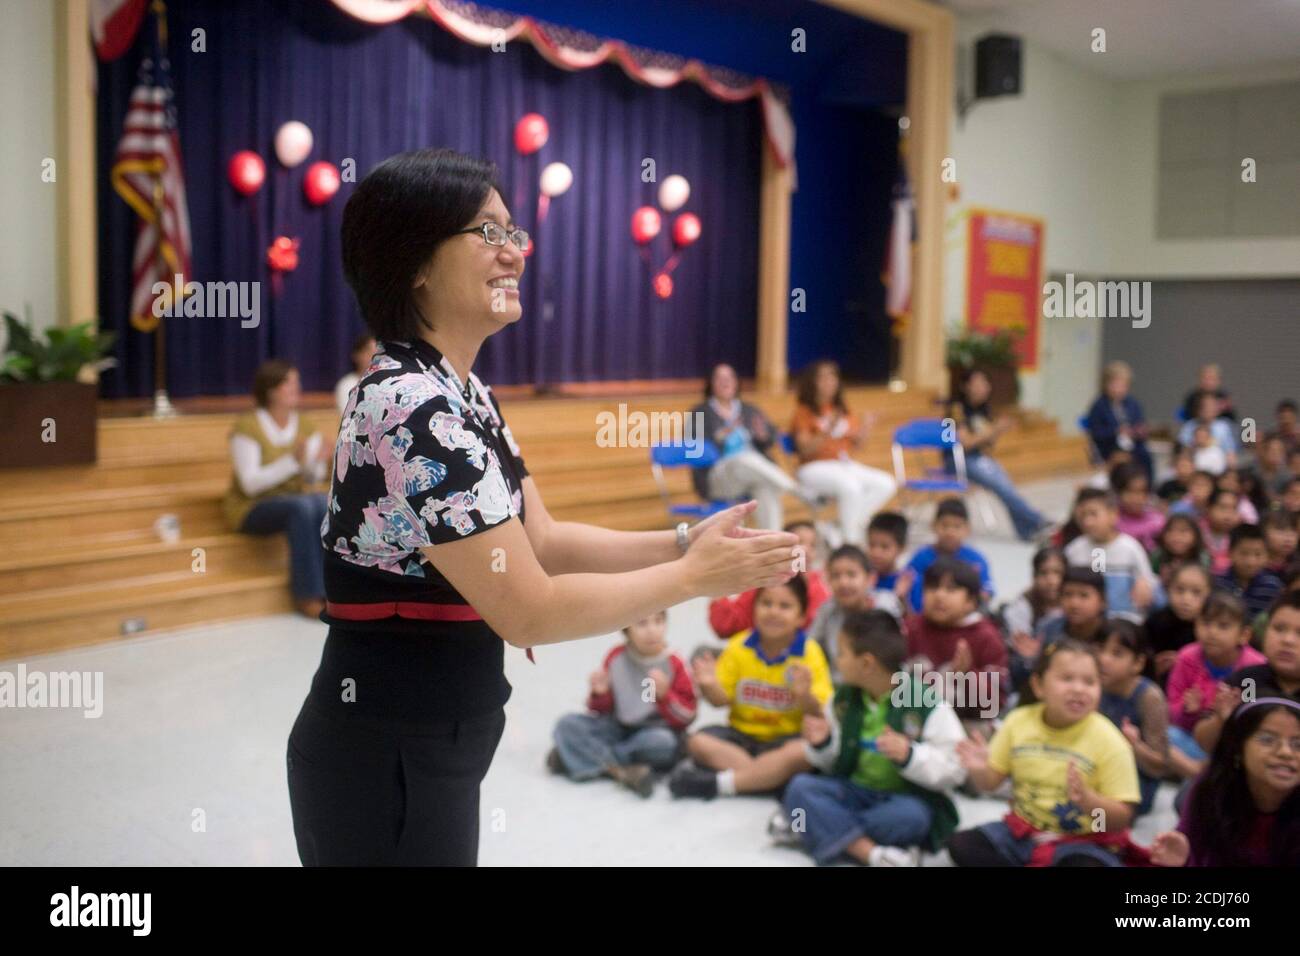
[987,703,1140,834]
[715,630,832,741]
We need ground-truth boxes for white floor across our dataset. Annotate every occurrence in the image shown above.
[0,475,1179,866]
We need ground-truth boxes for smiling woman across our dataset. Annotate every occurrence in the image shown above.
[285,147,803,866]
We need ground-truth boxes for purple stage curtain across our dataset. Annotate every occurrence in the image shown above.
[95,0,763,397]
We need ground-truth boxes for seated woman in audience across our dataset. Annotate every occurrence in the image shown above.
[789,360,896,547]
[1179,363,1237,423]
[947,368,1050,543]
[1084,361,1153,484]
[1149,698,1300,867]
[221,360,330,618]
[690,362,798,531]
[949,640,1141,866]
[333,333,376,414]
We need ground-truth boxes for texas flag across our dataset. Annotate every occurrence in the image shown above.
[91,0,148,61]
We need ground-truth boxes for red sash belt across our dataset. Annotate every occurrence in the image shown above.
[324,601,535,663]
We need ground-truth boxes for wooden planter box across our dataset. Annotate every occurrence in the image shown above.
[947,363,1020,411]
[0,381,98,468]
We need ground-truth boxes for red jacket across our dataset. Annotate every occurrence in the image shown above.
[586,646,697,732]
[708,570,830,639]
[903,612,1010,717]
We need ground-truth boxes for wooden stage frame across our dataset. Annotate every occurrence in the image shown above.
[53,0,952,397]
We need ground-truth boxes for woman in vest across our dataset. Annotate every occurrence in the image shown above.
[222,360,329,618]
[689,362,798,530]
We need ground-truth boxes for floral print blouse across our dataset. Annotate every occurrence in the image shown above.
[319,336,528,626]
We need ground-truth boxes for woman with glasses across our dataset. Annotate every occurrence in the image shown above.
[286,148,801,866]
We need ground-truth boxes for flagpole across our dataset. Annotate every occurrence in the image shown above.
[148,0,177,419]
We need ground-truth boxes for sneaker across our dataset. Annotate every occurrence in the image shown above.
[545,747,565,775]
[867,845,921,867]
[766,808,804,848]
[668,765,718,800]
[611,763,655,799]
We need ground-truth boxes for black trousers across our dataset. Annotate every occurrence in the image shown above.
[287,698,506,866]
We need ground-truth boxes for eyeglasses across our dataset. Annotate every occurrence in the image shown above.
[1251,731,1300,754]
[456,221,530,252]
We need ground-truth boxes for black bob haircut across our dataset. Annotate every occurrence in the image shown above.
[838,610,906,670]
[341,148,507,342]
[868,511,909,548]
[921,555,981,597]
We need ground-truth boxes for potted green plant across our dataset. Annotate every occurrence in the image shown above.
[1,310,117,468]
[945,326,1021,409]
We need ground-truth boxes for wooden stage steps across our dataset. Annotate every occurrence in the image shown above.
[0,385,1087,659]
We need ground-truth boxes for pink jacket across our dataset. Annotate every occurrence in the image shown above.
[1166,642,1267,732]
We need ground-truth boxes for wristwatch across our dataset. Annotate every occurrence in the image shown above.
[676,521,691,555]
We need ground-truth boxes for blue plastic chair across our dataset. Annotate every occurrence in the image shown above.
[649,441,736,519]
[891,418,995,530]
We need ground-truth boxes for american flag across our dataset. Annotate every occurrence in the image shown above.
[110,8,191,334]
[883,142,915,323]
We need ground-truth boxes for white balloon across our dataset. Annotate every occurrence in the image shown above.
[275,121,314,168]
[658,174,690,212]
[539,162,573,198]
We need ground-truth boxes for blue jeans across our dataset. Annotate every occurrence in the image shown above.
[782,773,932,864]
[552,713,681,781]
[240,493,327,600]
[963,454,1046,540]
[968,820,1123,867]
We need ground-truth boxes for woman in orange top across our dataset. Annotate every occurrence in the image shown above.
[790,360,896,547]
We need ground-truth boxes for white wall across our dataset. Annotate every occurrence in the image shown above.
[945,16,1300,423]
[0,0,59,337]
[1109,61,1300,279]
[945,18,1118,417]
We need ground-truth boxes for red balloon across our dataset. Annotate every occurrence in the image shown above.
[228,150,265,196]
[266,236,300,272]
[631,206,661,244]
[514,113,549,155]
[672,212,701,247]
[303,161,341,205]
[653,273,673,299]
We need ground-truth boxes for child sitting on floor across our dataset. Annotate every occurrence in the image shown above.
[1167,591,1266,776]
[1262,510,1298,575]
[549,610,696,797]
[1096,619,1169,816]
[1193,590,1300,755]
[671,575,832,800]
[902,557,1009,730]
[773,610,965,866]
[904,498,993,613]
[1199,487,1241,575]
[1063,487,1158,618]
[1214,524,1283,619]
[1150,513,1209,588]
[1012,566,1109,692]
[1143,562,1211,687]
[707,521,830,639]
[866,510,912,606]
[1112,461,1165,553]
[808,545,902,680]
[948,640,1141,867]
[1149,698,1300,867]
